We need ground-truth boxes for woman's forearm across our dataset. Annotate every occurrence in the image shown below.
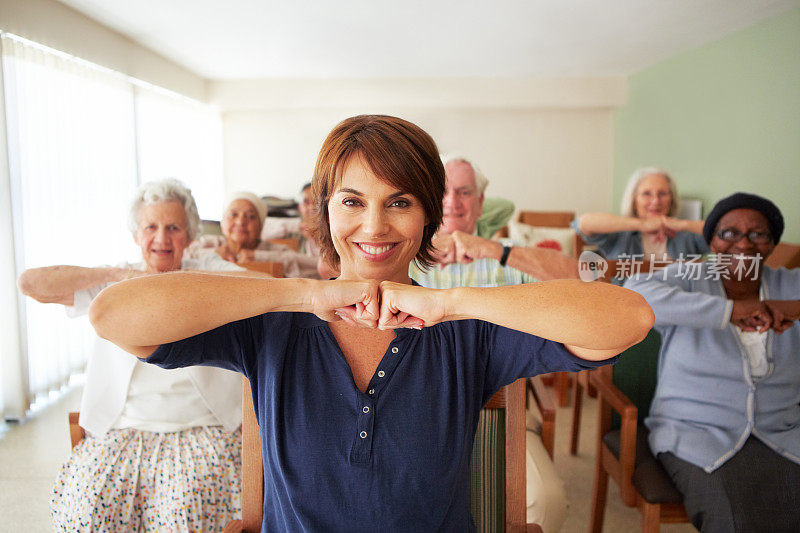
[18,265,128,306]
[89,273,314,351]
[447,280,654,356]
[578,213,642,236]
[681,219,705,235]
[505,247,579,280]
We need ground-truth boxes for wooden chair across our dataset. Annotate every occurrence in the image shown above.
[238,261,284,278]
[507,211,582,408]
[266,237,300,252]
[526,375,556,459]
[568,259,671,456]
[68,412,85,449]
[589,330,689,532]
[223,378,263,533]
[517,210,584,260]
[224,378,543,533]
[765,241,800,269]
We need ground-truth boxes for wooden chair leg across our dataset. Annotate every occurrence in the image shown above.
[569,371,584,455]
[589,453,609,533]
[640,501,661,533]
[555,372,570,407]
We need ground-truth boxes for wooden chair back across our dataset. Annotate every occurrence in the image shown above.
[517,211,574,228]
[483,378,544,532]
[266,238,300,252]
[518,211,583,259]
[238,261,284,278]
[238,378,264,533]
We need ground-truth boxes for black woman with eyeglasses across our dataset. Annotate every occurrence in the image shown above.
[625,192,800,533]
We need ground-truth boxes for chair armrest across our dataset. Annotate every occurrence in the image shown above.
[589,370,637,421]
[590,367,640,506]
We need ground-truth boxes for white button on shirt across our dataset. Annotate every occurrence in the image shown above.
[378,370,385,378]
[362,406,370,413]
[391,347,399,354]
[360,431,367,438]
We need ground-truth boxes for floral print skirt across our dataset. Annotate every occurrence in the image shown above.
[51,426,241,532]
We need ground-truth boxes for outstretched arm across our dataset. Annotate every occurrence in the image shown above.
[89,273,376,358]
[379,280,654,361]
[18,265,134,306]
[433,231,579,280]
[576,213,649,236]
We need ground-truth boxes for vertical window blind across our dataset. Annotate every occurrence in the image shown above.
[0,33,223,420]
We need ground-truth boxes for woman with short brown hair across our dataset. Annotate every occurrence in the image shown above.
[90,115,653,531]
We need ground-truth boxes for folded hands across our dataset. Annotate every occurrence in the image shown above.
[310,280,454,331]
[731,299,800,334]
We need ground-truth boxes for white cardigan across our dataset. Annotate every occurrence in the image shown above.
[69,255,244,437]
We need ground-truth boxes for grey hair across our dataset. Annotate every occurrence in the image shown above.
[619,167,680,218]
[440,154,489,194]
[128,178,200,240]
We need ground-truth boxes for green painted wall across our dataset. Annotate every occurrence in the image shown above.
[613,6,800,243]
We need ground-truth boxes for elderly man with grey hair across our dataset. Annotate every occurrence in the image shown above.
[412,154,579,285]
[410,155,574,532]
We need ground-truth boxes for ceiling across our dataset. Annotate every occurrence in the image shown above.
[56,0,800,80]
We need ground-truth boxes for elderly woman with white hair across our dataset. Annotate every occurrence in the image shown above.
[187,190,320,278]
[572,167,708,260]
[17,178,243,531]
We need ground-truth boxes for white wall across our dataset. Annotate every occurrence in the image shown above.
[0,0,206,100]
[212,78,624,215]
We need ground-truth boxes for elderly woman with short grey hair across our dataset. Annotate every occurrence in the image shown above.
[187,190,320,278]
[572,167,708,260]
[18,178,244,531]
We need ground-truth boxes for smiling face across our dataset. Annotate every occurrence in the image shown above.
[710,208,775,275]
[328,157,427,284]
[440,160,484,235]
[135,200,191,273]
[634,173,672,218]
[222,199,262,249]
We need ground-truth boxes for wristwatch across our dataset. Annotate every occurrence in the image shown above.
[499,245,512,266]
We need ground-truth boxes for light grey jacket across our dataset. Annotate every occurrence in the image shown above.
[625,262,800,472]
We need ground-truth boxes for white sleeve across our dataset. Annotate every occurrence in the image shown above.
[197,253,246,272]
[65,261,139,318]
[624,267,733,330]
[66,283,111,318]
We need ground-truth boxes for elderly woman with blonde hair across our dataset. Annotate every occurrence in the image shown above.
[18,178,243,531]
[187,190,320,278]
[572,167,708,260]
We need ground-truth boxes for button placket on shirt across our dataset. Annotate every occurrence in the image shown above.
[350,391,375,464]
[350,334,412,464]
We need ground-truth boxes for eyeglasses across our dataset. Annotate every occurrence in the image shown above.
[637,191,671,199]
[715,229,772,244]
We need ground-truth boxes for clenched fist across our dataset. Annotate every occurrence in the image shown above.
[310,279,454,330]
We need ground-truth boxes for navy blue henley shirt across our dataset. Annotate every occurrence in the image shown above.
[148,311,615,532]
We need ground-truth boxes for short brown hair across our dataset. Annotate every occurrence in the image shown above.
[310,115,445,270]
